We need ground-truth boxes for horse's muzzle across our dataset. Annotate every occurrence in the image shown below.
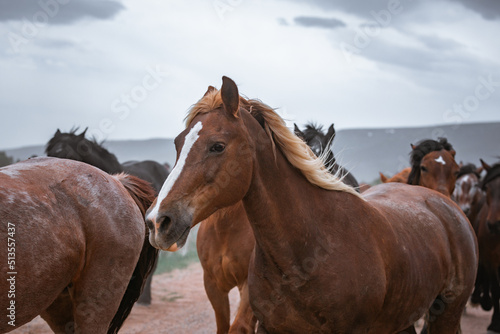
[146,209,192,252]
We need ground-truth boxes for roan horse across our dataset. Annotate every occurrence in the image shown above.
[45,128,169,305]
[146,76,477,333]
[453,163,483,220]
[196,117,359,333]
[407,138,460,198]
[0,157,158,333]
[473,159,500,332]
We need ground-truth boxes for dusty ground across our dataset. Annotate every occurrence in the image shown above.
[11,262,497,334]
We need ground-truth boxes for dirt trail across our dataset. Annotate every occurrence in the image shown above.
[11,262,495,334]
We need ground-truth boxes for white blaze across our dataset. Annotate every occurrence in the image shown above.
[147,122,203,222]
[435,155,446,165]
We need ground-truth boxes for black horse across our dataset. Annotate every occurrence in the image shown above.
[294,123,360,191]
[46,128,169,305]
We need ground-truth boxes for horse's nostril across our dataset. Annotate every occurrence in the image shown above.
[157,214,172,233]
[146,218,154,231]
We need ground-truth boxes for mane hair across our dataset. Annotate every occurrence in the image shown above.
[457,163,480,179]
[407,138,454,185]
[185,88,360,197]
[481,162,500,190]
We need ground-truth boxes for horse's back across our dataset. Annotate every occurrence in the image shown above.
[364,182,477,286]
[0,157,145,329]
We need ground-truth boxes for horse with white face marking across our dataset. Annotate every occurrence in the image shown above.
[453,163,483,219]
[407,138,460,198]
[146,76,477,333]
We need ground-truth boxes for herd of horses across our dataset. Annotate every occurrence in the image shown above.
[0,76,498,333]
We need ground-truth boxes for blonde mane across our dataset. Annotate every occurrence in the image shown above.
[186,88,360,197]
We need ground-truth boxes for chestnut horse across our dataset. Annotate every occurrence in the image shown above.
[380,167,411,183]
[0,157,158,333]
[197,114,358,333]
[45,128,169,305]
[474,159,500,332]
[146,76,477,333]
[407,138,459,198]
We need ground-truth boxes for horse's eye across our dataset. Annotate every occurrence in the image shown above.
[209,143,226,153]
[421,166,428,172]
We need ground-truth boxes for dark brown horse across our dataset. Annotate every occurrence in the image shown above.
[474,159,500,332]
[0,157,158,333]
[407,138,460,198]
[146,76,477,333]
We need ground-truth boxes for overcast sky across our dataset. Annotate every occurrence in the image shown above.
[0,0,499,149]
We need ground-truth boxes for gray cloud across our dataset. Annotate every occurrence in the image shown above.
[285,0,419,19]
[416,34,463,51]
[453,0,500,20]
[294,16,346,29]
[285,0,500,21]
[35,38,76,49]
[0,0,125,24]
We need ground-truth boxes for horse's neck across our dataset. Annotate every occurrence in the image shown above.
[242,142,347,266]
[86,148,122,174]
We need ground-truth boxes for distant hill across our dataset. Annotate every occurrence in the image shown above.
[2,122,499,183]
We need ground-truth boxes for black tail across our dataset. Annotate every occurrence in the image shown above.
[108,173,159,334]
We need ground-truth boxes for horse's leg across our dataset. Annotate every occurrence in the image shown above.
[471,264,484,305]
[204,272,230,334]
[487,272,500,332]
[136,255,158,305]
[229,281,257,334]
[424,294,467,334]
[72,260,133,333]
[40,288,74,333]
[480,265,493,311]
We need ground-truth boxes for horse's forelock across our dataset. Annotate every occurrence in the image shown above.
[408,138,455,185]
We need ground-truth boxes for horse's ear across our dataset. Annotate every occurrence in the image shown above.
[480,159,491,171]
[203,86,216,97]
[325,124,336,146]
[410,144,416,150]
[79,127,88,138]
[221,76,239,117]
[458,161,463,168]
[294,123,305,140]
[55,129,61,136]
[379,172,388,183]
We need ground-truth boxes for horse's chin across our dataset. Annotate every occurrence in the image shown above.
[155,226,191,252]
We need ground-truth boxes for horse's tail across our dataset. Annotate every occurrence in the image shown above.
[108,173,159,334]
